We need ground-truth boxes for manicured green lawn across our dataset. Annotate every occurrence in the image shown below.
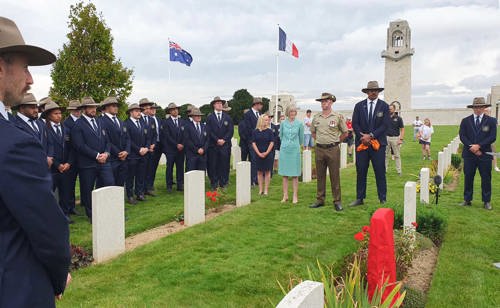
[61,125,500,307]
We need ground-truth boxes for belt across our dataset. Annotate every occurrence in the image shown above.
[316,142,340,149]
[387,135,399,137]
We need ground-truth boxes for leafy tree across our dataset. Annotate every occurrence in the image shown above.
[199,104,212,122]
[50,2,133,119]
[228,89,253,124]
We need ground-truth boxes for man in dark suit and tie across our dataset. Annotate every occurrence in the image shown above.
[100,96,130,186]
[184,108,209,171]
[63,99,82,215]
[71,96,114,221]
[206,96,234,190]
[0,16,70,306]
[459,97,497,210]
[124,103,150,204]
[160,102,185,192]
[243,97,264,185]
[350,81,391,206]
[139,98,159,196]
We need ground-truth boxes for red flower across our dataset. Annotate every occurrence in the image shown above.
[362,226,370,233]
[411,222,418,228]
[206,192,211,197]
[210,196,217,202]
[354,232,365,242]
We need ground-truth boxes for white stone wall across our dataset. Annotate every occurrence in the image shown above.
[384,55,412,112]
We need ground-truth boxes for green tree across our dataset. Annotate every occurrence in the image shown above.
[228,89,253,124]
[199,104,212,122]
[50,2,133,119]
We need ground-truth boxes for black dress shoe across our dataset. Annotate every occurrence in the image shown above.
[459,201,471,206]
[484,202,492,210]
[127,197,138,205]
[136,195,146,201]
[309,202,324,208]
[145,190,156,197]
[334,202,343,211]
[349,199,364,206]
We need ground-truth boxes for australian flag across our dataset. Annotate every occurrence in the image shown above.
[169,40,193,66]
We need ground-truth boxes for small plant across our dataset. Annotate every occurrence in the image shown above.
[70,244,94,270]
[450,154,462,170]
[206,189,225,211]
[394,225,417,278]
[173,212,184,223]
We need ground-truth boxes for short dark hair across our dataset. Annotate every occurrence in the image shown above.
[306,109,311,113]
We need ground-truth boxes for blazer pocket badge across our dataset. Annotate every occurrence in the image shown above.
[144,129,148,134]
[224,121,228,126]
[203,131,207,136]
[122,126,127,133]
[329,120,337,127]
[376,112,384,118]
[181,126,184,131]
[482,125,489,132]
[102,130,106,136]
[65,135,71,142]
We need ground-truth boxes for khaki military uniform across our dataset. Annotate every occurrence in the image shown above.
[310,111,348,204]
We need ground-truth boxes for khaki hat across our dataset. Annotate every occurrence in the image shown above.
[315,92,336,102]
[67,99,81,110]
[222,101,232,112]
[80,96,99,107]
[20,93,38,105]
[210,96,225,106]
[126,103,142,113]
[38,96,52,107]
[186,104,194,115]
[152,102,162,109]
[467,97,491,108]
[362,81,384,93]
[139,98,154,107]
[166,102,179,111]
[252,97,263,106]
[41,101,65,118]
[0,17,56,66]
[190,107,204,116]
[100,96,120,109]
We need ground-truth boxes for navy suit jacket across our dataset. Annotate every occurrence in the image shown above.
[71,117,111,168]
[47,123,75,173]
[160,117,185,154]
[14,115,52,156]
[100,115,131,161]
[243,109,259,144]
[206,112,234,149]
[0,118,70,307]
[184,121,208,157]
[139,115,157,147]
[459,114,497,159]
[352,99,391,146]
[125,118,149,159]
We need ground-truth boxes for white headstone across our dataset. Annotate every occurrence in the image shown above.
[232,145,241,170]
[276,280,324,308]
[437,151,444,188]
[236,161,251,207]
[340,143,347,169]
[302,150,312,182]
[404,181,417,228]
[420,168,430,204]
[92,186,125,263]
[231,137,238,146]
[447,144,452,166]
[443,147,449,170]
[159,153,166,165]
[184,170,205,226]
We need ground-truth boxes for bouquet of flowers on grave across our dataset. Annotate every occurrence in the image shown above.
[206,189,223,211]
[415,182,438,194]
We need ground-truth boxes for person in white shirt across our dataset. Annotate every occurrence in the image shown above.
[413,116,423,141]
[303,109,313,150]
[418,118,433,160]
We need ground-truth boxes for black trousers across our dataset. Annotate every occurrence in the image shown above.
[463,156,492,202]
[207,146,231,189]
[51,172,72,216]
[145,144,162,191]
[165,151,185,189]
[355,145,387,201]
[126,157,146,198]
[79,164,114,218]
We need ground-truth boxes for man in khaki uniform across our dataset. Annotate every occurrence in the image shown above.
[309,93,348,211]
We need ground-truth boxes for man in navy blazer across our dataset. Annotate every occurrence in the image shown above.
[350,81,391,206]
[243,97,264,185]
[184,108,209,171]
[100,97,130,187]
[160,102,185,192]
[63,99,82,215]
[206,96,234,190]
[139,98,159,196]
[459,97,497,210]
[0,16,70,306]
[71,96,114,221]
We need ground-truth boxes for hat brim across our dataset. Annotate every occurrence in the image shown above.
[80,103,100,107]
[166,106,179,111]
[41,107,66,118]
[362,88,384,93]
[0,45,56,66]
[139,102,154,107]
[222,107,232,111]
[467,104,491,108]
[252,101,263,106]
[210,99,225,106]
[126,108,142,113]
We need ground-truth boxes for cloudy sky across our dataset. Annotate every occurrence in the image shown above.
[2,0,499,111]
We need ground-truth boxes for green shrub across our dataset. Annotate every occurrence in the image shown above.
[403,287,426,308]
[451,154,462,170]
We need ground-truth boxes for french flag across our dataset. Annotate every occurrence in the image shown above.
[278,27,299,58]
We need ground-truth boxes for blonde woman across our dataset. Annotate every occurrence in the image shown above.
[418,118,433,160]
[278,105,304,203]
[251,114,275,195]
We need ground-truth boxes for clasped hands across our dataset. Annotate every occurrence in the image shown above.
[360,133,372,146]
[469,144,482,156]
[96,152,109,164]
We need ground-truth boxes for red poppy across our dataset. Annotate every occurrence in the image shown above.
[210,196,217,202]
[362,226,370,233]
[411,222,418,228]
[206,192,211,197]
[354,232,365,242]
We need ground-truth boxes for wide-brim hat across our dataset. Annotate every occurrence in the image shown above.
[41,101,65,118]
[139,98,154,107]
[467,97,491,108]
[0,17,56,66]
[315,92,336,102]
[252,97,263,106]
[100,96,120,109]
[210,96,226,106]
[80,96,99,107]
[20,92,38,105]
[362,81,384,93]
[186,104,194,115]
[166,102,179,111]
[126,103,142,113]
[152,103,162,109]
[190,107,204,116]
[67,99,81,110]
[222,102,231,112]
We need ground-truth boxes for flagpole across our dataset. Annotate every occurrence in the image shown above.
[275,24,279,125]
[167,37,171,83]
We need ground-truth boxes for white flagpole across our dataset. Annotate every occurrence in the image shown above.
[275,24,279,125]
[167,37,171,83]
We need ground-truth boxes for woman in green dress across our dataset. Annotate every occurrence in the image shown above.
[278,105,304,203]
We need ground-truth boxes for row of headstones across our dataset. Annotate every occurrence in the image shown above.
[437,135,461,188]
[91,161,252,263]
